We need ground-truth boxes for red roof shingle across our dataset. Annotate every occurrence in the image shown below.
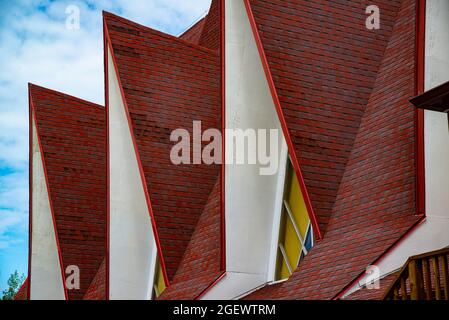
[160,177,223,300]
[179,17,206,44]
[104,11,222,281]
[248,0,405,232]
[30,84,107,300]
[14,278,28,300]
[198,0,220,50]
[244,0,421,300]
[83,258,106,300]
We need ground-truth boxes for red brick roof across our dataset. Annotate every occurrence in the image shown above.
[178,0,220,50]
[14,278,28,300]
[249,0,407,233]
[104,11,222,282]
[83,258,106,300]
[25,0,424,300]
[198,0,220,50]
[179,17,206,44]
[30,84,106,300]
[244,0,422,299]
[159,177,223,299]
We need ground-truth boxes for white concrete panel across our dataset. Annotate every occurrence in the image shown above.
[344,1,449,298]
[425,110,449,219]
[424,0,449,221]
[30,116,65,300]
[267,139,289,282]
[425,0,449,91]
[108,48,157,300]
[201,273,267,300]
[203,0,288,299]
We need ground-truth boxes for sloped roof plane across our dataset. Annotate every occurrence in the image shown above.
[29,84,107,300]
[23,0,427,300]
[159,177,223,299]
[244,0,422,299]
[103,10,222,282]
[179,17,206,44]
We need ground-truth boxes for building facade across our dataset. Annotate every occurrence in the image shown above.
[16,0,449,300]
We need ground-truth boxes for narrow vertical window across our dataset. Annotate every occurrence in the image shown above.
[275,158,314,281]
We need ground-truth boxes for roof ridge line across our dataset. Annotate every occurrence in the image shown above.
[102,11,218,56]
[178,12,208,38]
[28,83,104,110]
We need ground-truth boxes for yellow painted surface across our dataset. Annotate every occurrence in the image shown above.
[278,217,301,279]
[287,169,310,239]
[276,163,311,280]
[278,256,290,280]
[154,262,166,298]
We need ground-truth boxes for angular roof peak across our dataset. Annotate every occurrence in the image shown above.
[103,11,217,54]
[244,0,421,299]
[30,84,106,300]
[105,8,222,281]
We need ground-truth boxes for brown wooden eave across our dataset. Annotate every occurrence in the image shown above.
[411,80,449,113]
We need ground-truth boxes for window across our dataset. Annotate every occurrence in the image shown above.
[152,258,166,299]
[275,158,314,281]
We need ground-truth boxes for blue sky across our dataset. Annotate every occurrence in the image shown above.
[0,0,211,293]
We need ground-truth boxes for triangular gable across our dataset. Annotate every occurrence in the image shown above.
[30,84,106,300]
[247,0,405,232]
[244,0,421,299]
[104,12,221,281]
[179,17,206,44]
[198,0,221,50]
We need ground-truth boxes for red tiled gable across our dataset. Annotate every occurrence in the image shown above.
[14,278,28,300]
[248,0,405,232]
[179,17,206,44]
[198,0,220,50]
[245,0,421,300]
[30,84,106,300]
[159,177,222,300]
[104,12,221,281]
[83,258,106,300]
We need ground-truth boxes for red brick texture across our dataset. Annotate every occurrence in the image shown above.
[245,0,421,299]
[83,258,106,300]
[159,177,222,300]
[30,84,106,300]
[249,0,405,232]
[25,0,424,301]
[104,12,221,281]
[198,0,221,50]
[14,278,28,300]
[179,17,206,44]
